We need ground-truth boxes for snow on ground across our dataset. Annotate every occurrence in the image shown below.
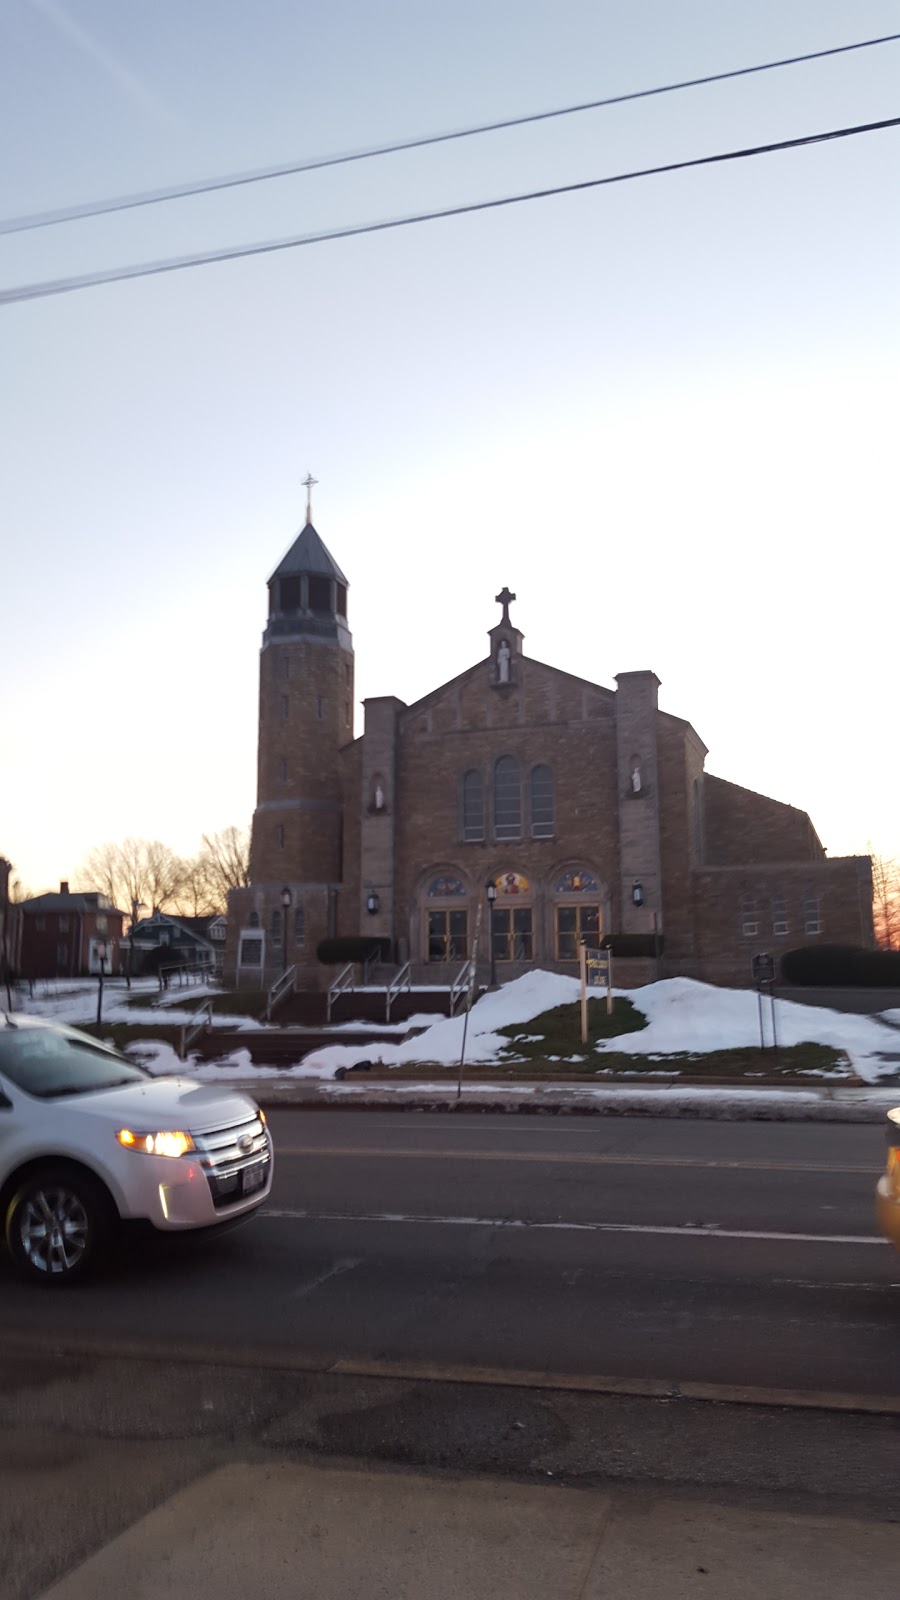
[9,979,269,1031]
[10,970,900,1088]
[296,973,900,1085]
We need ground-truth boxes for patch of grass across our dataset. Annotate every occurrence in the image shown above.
[354,1040,853,1082]
[497,997,647,1062]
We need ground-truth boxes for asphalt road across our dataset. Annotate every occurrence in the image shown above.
[2,1110,898,1398]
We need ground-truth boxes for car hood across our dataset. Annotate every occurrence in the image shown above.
[41,1076,260,1133]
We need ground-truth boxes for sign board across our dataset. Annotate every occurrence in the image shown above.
[579,941,613,1041]
[751,952,775,988]
[585,950,611,988]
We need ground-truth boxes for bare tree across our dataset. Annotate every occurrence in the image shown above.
[196,826,251,913]
[870,847,900,951]
[77,838,188,915]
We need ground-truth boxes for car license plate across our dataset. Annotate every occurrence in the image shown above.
[242,1162,266,1195]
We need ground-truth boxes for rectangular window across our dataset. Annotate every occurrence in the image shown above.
[271,908,282,940]
[309,576,332,614]
[280,576,301,611]
[336,583,348,617]
[493,758,522,840]
[278,757,287,783]
[555,904,600,961]
[238,934,263,968]
[280,695,289,722]
[492,906,534,962]
[427,909,468,962]
[316,696,324,721]
[804,892,823,935]
[276,824,285,851]
[293,907,305,948]
[345,701,351,727]
[57,943,68,965]
[772,893,789,937]
[58,915,69,933]
[462,771,485,841]
[530,766,554,839]
[741,895,758,937]
[280,654,290,680]
[96,915,107,933]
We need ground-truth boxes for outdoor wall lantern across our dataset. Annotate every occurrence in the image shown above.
[631,881,644,907]
[366,890,380,915]
[280,885,293,910]
[486,882,497,905]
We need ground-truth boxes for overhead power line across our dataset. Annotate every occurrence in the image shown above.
[1,31,898,237]
[2,114,898,307]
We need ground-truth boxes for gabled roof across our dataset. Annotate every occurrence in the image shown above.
[269,522,348,586]
[22,891,120,914]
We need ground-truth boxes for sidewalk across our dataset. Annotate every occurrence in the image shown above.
[227,1073,900,1121]
[37,1459,898,1600]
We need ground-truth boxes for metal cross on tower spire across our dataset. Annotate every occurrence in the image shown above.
[302,472,318,525]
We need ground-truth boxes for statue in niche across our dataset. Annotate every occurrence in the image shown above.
[374,783,385,810]
[370,774,387,813]
[497,639,511,683]
[631,763,642,794]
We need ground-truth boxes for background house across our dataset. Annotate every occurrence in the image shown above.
[0,856,23,985]
[20,883,125,980]
[131,910,225,977]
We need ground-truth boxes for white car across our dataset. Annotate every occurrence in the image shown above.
[0,1013,273,1284]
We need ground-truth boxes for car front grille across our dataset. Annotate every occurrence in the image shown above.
[194,1112,271,1209]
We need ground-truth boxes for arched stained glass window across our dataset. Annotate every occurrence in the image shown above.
[494,756,522,840]
[554,869,599,894]
[530,765,554,838]
[427,875,466,898]
[461,770,484,841]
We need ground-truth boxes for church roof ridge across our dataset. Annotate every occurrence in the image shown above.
[269,521,348,586]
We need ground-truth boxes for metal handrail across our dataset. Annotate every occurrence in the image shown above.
[449,959,474,1017]
[157,960,215,995]
[266,964,297,1022]
[327,960,355,1022]
[385,960,411,1022]
[179,999,213,1060]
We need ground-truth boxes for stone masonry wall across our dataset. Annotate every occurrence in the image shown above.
[703,775,823,866]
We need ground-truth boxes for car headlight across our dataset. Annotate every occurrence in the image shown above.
[117,1129,196,1158]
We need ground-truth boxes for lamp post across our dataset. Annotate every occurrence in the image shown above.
[126,899,147,990]
[95,938,108,1030]
[486,881,497,989]
[280,886,292,974]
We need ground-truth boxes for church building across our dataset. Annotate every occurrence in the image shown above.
[225,508,873,991]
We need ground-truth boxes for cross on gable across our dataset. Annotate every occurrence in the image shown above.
[495,587,516,626]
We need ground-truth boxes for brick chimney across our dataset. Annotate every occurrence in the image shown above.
[59,880,70,895]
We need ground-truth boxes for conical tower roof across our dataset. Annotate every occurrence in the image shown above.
[269,522,348,586]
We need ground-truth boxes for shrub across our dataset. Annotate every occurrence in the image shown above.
[780,943,900,987]
[317,936,393,966]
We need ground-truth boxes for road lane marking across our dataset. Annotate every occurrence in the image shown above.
[271,1144,877,1174]
[285,1255,361,1300]
[261,1207,889,1244]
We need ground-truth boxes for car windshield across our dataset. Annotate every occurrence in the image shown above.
[0,1025,150,1099]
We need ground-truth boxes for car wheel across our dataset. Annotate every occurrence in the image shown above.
[5,1166,112,1286]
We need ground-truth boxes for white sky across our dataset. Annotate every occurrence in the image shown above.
[1,0,898,893]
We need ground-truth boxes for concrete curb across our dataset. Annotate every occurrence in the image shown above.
[225,1078,900,1122]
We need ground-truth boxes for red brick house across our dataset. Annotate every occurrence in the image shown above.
[20,883,126,980]
[226,516,873,990]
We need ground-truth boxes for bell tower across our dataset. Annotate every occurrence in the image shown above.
[236,480,354,982]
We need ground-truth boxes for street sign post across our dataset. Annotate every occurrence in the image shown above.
[751,952,779,1061]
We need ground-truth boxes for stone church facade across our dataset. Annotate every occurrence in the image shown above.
[225,516,873,991]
